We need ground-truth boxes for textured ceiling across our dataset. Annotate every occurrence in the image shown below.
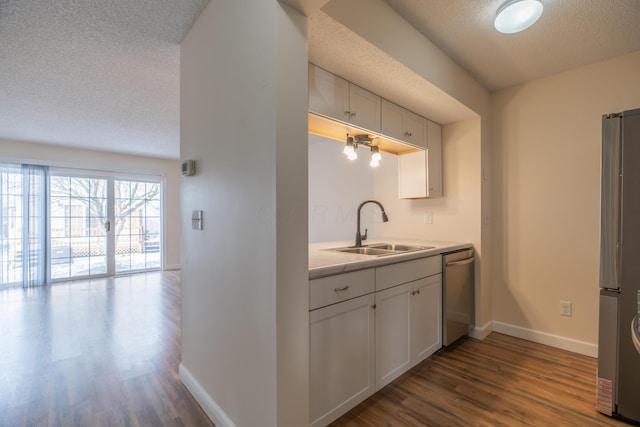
[2,0,639,159]
[308,10,476,125]
[383,0,640,91]
[0,0,208,159]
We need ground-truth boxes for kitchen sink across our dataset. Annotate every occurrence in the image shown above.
[323,243,435,257]
[330,247,397,256]
[367,243,434,252]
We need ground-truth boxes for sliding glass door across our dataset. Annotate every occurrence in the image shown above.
[115,180,161,273]
[48,172,161,281]
[49,175,108,280]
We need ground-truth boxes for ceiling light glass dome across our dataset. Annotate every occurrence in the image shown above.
[494,0,543,34]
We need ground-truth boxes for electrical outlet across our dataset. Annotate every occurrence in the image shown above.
[560,301,572,317]
[424,211,432,224]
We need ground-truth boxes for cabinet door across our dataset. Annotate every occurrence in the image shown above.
[412,274,442,365]
[381,99,405,141]
[381,100,426,148]
[308,64,350,122]
[397,121,442,199]
[426,120,443,198]
[398,151,427,199]
[375,282,412,390]
[348,84,381,132]
[310,294,375,427]
[404,109,427,149]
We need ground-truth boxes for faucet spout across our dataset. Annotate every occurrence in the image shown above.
[355,200,389,247]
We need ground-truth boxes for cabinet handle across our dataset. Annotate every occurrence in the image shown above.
[411,290,421,296]
[404,131,412,137]
[344,110,351,116]
[350,111,356,117]
[371,304,377,309]
[334,285,349,292]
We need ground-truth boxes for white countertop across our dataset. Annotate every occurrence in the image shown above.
[309,238,472,279]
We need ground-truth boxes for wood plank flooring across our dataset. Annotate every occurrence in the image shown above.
[332,333,629,427]
[1,272,630,426]
[0,271,214,427]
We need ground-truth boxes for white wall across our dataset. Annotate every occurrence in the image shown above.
[308,134,375,242]
[0,138,181,269]
[180,1,308,426]
[491,50,640,354]
[373,118,481,245]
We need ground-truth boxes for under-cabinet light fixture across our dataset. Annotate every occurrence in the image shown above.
[343,134,381,167]
[370,146,381,168]
[494,0,543,34]
[343,135,357,160]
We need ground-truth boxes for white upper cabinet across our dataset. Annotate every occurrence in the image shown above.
[398,120,443,199]
[308,64,350,122]
[381,99,427,148]
[308,63,443,199]
[348,84,381,132]
[308,64,381,133]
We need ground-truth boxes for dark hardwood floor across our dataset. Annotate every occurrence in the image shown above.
[1,272,629,426]
[0,271,214,427]
[332,333,628,427]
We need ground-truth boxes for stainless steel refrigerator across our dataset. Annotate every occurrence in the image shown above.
[598,108,640,423]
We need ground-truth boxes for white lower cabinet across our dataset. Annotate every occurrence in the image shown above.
[412,274,443,364]
[374,274,442,390]
[309,293,375,427]
[310,255,443,426]
[374,282,412,389]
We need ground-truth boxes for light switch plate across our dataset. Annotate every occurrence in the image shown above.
[560,300,572,317]
[192,210,203,230]
[424,211,432,224]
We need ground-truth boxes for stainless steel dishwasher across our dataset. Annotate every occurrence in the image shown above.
[443,248,475,345]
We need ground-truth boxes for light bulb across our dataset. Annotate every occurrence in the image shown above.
[370,146,381,167]
[343,136,357,159]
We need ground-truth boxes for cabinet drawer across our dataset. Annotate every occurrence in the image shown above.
[376,256,441,291]
[310,269,375,311]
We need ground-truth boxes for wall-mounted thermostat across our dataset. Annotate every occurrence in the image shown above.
[181,160,196,176]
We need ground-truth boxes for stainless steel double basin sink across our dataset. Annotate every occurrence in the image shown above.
[323,243,435,257]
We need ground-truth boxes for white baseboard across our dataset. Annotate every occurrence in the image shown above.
[164,264,181,271]
[470,321,493,340]
[492,321,598,358]
[179,363,236,427]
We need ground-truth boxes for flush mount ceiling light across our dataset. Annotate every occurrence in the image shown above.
[494,0,543,34]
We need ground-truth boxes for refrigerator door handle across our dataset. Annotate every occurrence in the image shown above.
[600,115,622,290]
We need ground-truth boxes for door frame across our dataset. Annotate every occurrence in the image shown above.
[47,168,163,282]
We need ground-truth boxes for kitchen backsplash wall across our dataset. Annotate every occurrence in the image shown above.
[309,133,390,243]
[309,117,481,247]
